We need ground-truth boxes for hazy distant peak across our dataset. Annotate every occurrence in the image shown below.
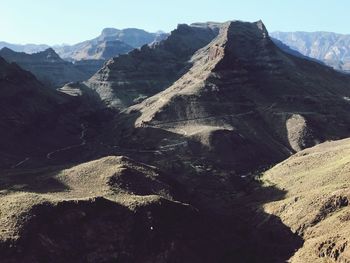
[101,28,121,36]
[42,47,61,58]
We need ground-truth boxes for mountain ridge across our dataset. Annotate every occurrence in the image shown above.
[271,31,350,72]
[0,47,89,87]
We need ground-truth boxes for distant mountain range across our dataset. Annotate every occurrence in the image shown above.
[271,31,350,72]
[0,28,168,62]
[0,28,169,87]
[0,41,50,54]
[54,28,168,61]
[2,28,350,74]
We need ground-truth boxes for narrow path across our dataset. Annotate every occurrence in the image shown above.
[46,123,87,160]
[112,140,188,155]
[146,111,256,127]
[11,157,30,169]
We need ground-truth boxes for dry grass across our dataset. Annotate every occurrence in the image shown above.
[0,156,173,243]
[262,138,350,262]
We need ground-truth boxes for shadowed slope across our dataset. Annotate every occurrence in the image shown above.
[0,56,82,168]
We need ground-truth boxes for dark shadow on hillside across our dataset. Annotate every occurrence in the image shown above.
[0,107,304,262]
[95,110,305,262]
[0,165,72,193]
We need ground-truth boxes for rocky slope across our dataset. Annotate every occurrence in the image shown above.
[262,138,350,262]
[271,31,350,72]
[72,59,105,77]
[129,20,350,171]
[0,55,86,168]
[55,28,168,61]
[86,22,221,108]
[0,47,89,88]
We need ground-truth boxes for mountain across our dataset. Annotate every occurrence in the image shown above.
[0,47,89,87]
[0,41,49,54]
[0,55,84,167]
[86,22,221,108]
[128,20,350,171]
[270,31,350,72]
[1,20,350,263]
[54,28,168,61]
[262,138,350,262]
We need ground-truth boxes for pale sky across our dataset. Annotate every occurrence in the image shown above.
[0,0,349,45]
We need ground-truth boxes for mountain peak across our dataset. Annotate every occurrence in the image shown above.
[39,47,61,60]
[0,47,17,55]
[101,28,120,36]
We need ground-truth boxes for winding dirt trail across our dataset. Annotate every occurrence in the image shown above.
[46,123,87,160]
[11,157,30,169]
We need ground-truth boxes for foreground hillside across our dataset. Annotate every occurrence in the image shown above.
[263,138,350,262]
[0,154,304,263]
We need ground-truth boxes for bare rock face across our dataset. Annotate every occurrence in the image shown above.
[86,23,220,108]
[0,47,89,88]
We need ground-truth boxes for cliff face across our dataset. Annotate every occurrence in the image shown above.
[86,23,220,108]
[0,47,89,88]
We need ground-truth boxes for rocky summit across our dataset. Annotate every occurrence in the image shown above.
[1,19,350,263]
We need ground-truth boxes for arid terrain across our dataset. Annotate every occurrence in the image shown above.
[0,18,349,263]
